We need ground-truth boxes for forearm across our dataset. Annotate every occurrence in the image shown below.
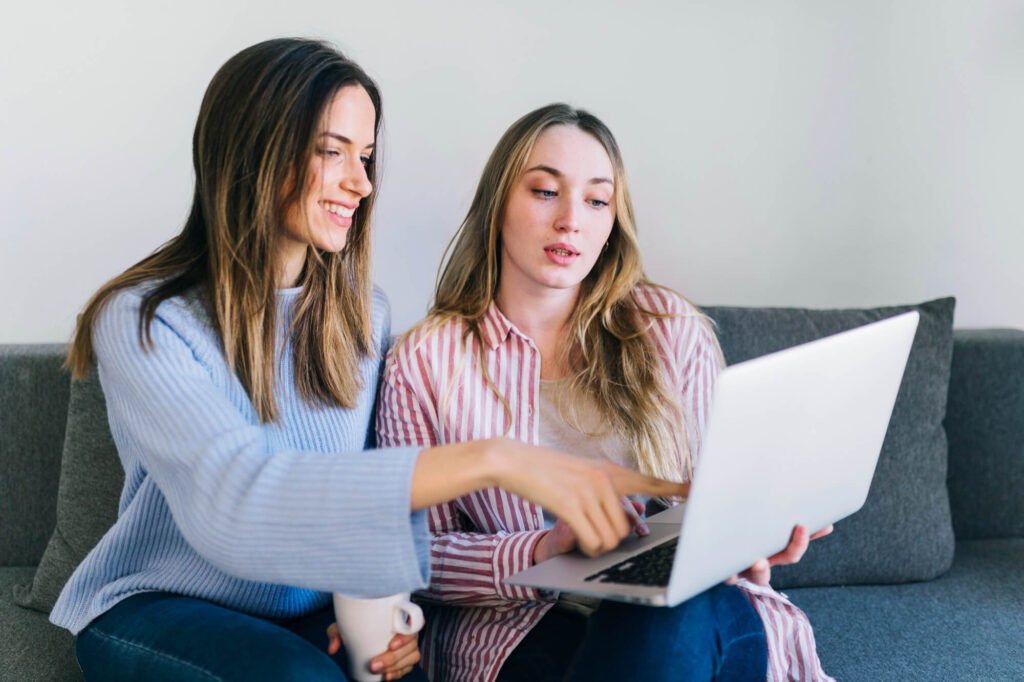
[422,528,553,605]
[410,438,507,511]
[410,436,688,558]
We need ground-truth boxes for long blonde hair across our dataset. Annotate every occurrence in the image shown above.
[67,38,381,422]
[431,103,700,481]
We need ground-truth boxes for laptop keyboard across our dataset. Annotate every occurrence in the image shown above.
[584,537,678,587]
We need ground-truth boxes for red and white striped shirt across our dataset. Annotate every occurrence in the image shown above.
[378,285,832,682]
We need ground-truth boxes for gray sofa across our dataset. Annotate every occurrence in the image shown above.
[3,298,1023,681]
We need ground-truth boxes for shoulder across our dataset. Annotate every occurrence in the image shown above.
[370,284,391,323]
[92,282,220,367]
[399,314,468,354]
[96,283,209,338]
[385,313,470,377]
[631,283,720,358]
[631,283,706,328]
[370,284,393,349]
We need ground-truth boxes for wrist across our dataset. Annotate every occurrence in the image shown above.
[532,529,552,565]
[477,437,511,489]
[411,439,505,511]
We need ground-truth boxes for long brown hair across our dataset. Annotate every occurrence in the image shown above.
[67,38,382,422]
[430,104,706,481]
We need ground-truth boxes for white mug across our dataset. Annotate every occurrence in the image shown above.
[332,592,425,682]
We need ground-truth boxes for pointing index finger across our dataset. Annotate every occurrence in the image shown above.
[609,466,689,500]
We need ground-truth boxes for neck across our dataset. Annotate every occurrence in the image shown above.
[496,283,577,338]
[277,242,307,289]
[495,281,579,379]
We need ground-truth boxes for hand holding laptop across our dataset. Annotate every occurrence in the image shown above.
[727,524,834,586]
[535,500,832,587]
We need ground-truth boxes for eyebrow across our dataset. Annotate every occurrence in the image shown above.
[524,164,613,186]
[319,132,375,150]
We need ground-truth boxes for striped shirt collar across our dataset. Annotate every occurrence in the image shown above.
[480,300,526,351]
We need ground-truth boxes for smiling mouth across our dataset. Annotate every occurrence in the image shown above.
[322,201,355,218]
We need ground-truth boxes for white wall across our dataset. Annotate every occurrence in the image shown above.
[2,0,1022,343]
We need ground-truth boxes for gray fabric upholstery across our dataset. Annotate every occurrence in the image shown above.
[1,567,80,681]
[788,539,1024,681]
[699,298,956,588]
[0,345,70,566]
[13,367,123,613]
[946,329,1024,539]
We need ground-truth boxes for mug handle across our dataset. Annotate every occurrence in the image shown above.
[392,601,425,635]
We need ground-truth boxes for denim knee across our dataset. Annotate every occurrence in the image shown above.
[75,593,348,682]
[77,623,348,682]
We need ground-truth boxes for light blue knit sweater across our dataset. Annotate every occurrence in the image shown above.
[51,284,429,635]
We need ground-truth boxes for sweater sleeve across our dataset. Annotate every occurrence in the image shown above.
[377,338,551,606]
[92,290,429,596]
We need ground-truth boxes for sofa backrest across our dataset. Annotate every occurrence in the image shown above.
[0,344,70,566]
[945,328,1024,540]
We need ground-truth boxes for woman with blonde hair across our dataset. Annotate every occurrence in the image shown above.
[376,104,833,680]
[50,43,685,682]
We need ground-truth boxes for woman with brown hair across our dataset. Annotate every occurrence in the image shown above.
[50,41,685,682]
[377,104,833,681]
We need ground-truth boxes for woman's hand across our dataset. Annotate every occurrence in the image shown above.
[489,442,678,558]
[533,497,650,564]
[412,438,688,558]
[728,524,834,586]
[326,624,421,681]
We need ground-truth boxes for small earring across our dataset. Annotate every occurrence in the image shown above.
[602,241,610,252]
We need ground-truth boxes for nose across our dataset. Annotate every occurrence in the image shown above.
[554,197,580,233]
[342,157,373,198]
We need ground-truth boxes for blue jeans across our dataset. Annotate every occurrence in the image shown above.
[498,584,767,681]
[75,592,429,682]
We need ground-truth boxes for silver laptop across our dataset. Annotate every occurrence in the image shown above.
[505,311,919,607]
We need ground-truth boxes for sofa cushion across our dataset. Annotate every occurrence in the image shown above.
[786,538,1024,681]
[700,297,956,587]
[13,367,123,613]
[2,566,81,681]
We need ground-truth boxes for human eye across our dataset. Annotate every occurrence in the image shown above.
[588,198,609,208]
[360,155,372,168]
[531,188,557,199]
[317,147,343,162]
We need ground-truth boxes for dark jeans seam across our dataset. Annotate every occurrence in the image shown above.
[716,630,769,680]
[84,627,224,682]
[724,630,768,650]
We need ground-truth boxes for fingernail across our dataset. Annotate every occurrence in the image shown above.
[371,661,382,672]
